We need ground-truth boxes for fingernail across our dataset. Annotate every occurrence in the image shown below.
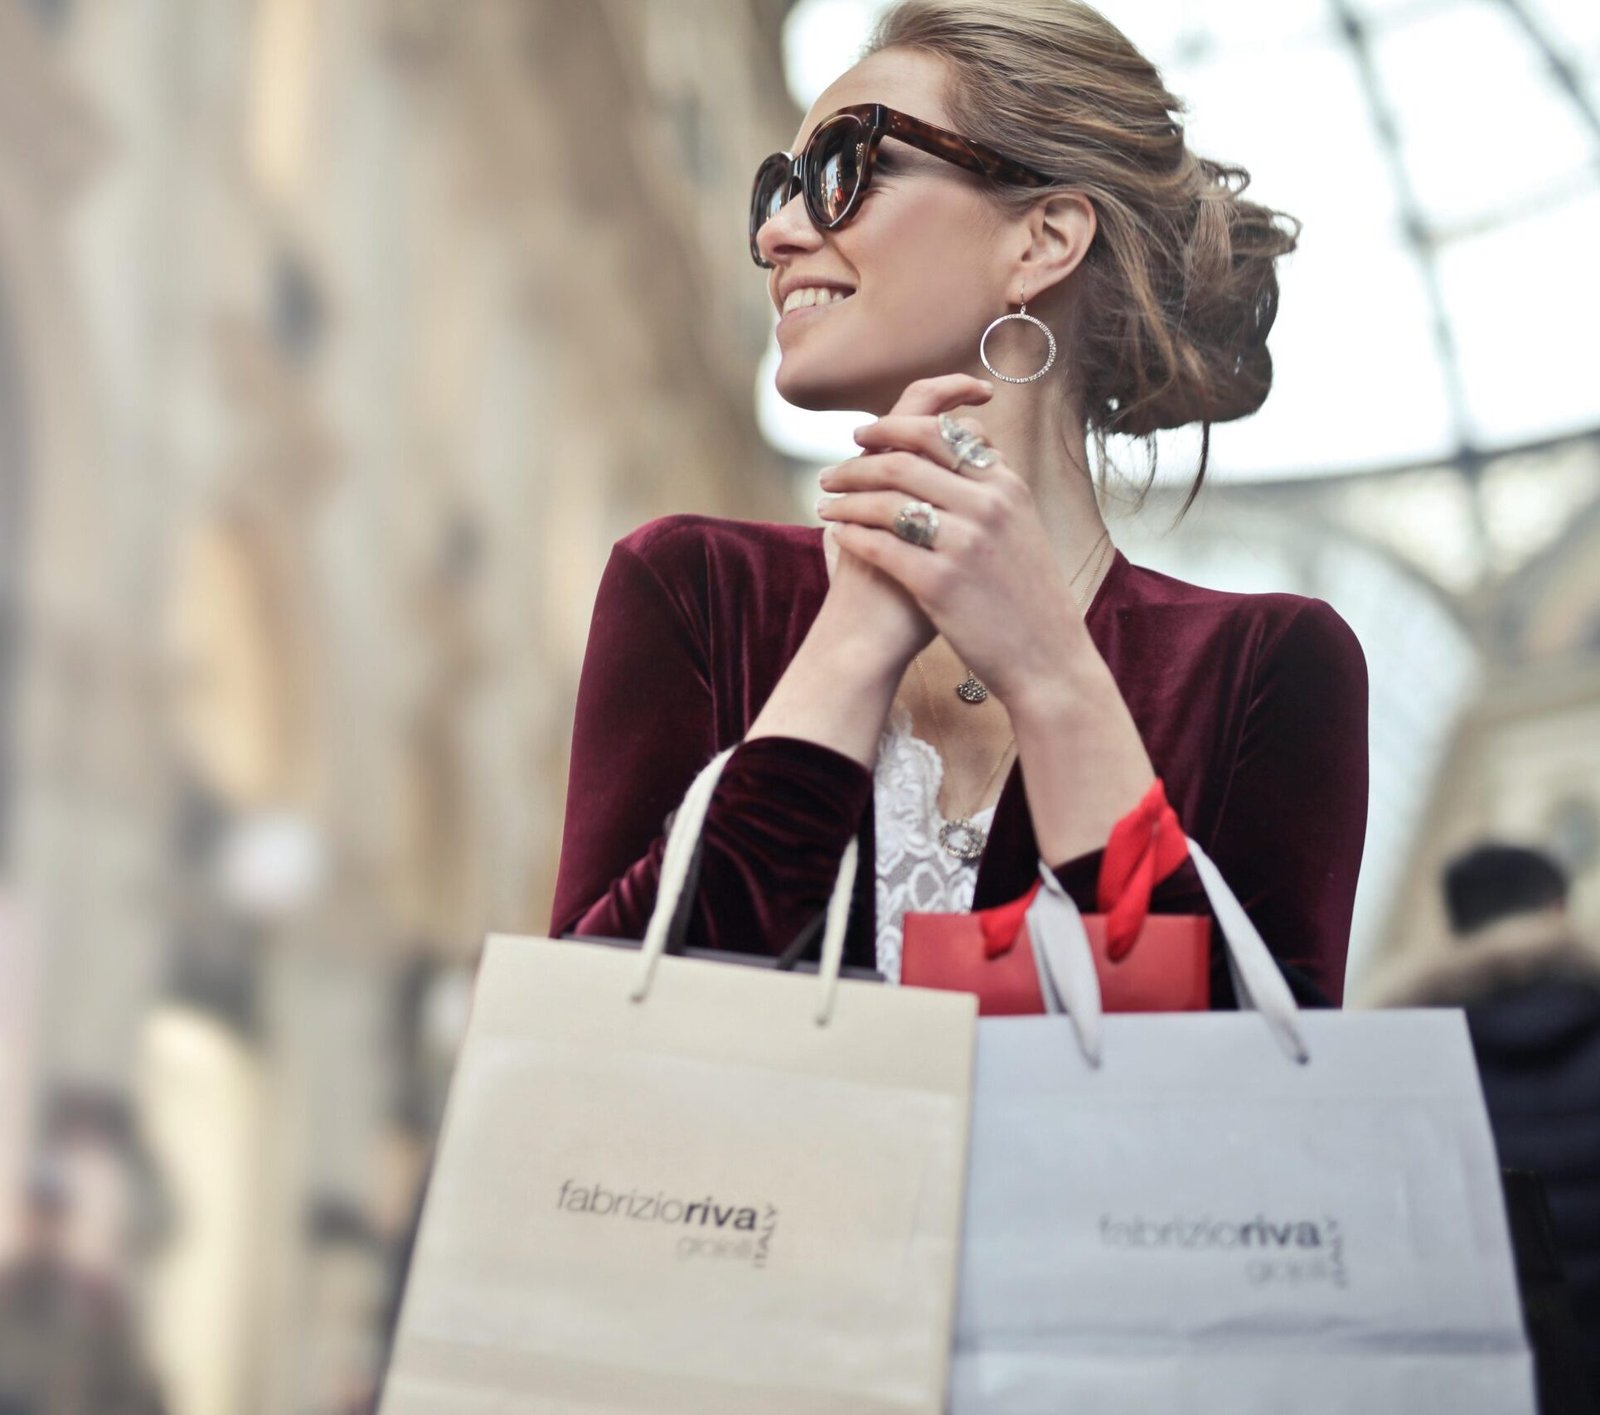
[818,465,838,488]
[851,423,874,441]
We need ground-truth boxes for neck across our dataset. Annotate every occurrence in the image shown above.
[952,380,1105,579]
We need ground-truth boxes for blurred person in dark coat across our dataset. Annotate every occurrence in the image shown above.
[0,1163,167,1415]
[1370,842,1600,1400]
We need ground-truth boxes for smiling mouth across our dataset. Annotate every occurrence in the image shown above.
[780,288,855,318]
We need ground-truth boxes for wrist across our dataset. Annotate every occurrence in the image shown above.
[807,599,919,686]
[1005,636,1113,732]
[745,608,906,765]
[803,638,906,704]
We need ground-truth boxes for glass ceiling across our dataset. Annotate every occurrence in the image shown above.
[763,0,1600,483]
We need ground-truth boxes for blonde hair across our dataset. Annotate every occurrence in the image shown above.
[867,0,1300,510]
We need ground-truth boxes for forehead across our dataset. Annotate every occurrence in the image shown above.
[793,47,954,149]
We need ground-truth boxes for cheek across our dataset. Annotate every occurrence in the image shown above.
[858,201,1001,338]
[869,259,991,352]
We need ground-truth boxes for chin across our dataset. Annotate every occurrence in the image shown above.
[774,360,901,417]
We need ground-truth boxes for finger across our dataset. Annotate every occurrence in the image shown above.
[818,490,973,548]
[819,451,985,513]
[852,413,1004,478]
[830,522,946,597]
[888,373,995,419]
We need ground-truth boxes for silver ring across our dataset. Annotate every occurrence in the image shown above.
[937,412,971,456]
[892,500,939,549]
[955,439,998,471]
[938,412,997,472]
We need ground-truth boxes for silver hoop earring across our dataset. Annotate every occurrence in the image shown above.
[979,294,1057,384]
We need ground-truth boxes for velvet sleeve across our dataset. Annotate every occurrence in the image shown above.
[549,536,873,953]
[1051,599,1369,1007]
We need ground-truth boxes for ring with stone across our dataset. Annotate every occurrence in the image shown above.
[953,438,997,471]
[937,412,974,455]
[938,412,996,472]
[892,500,940,549]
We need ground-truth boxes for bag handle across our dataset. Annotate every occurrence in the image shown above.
[1028,838,1310,1066]
[1029,870,1107,1068]
[629,747,860,1025]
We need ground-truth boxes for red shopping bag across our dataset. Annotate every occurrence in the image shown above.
[901,779,1211,1015]
[901,890,1209,1014]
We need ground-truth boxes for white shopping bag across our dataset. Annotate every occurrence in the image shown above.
[951,841,1535,1415]
[380,749,977,1415]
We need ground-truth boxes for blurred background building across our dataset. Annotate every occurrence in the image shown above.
[0,0,1596,1410]
[1,0,795,1409]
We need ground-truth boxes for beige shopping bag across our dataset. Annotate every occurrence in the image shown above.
[380,749,978,1415]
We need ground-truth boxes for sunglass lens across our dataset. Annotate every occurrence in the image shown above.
[750,154,795,263]
[754,156,793,225]
[810,117,866,223]
[755,156,793,227]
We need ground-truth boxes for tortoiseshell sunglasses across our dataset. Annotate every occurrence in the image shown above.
[749,102,1053,268]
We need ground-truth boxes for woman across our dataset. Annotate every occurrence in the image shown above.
[551,0,1368,1007]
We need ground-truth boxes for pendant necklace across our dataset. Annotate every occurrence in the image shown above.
[954,670,989,704]
[950,528,1115,705]
[912,656,1016,861]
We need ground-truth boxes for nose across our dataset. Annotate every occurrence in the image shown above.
[756,189,823,270]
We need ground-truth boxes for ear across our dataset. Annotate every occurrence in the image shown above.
[1012,190,1096,303]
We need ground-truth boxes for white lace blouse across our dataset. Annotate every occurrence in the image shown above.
[872,702,997,986]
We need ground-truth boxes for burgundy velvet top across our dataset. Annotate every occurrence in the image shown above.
[551,515,1369,1006]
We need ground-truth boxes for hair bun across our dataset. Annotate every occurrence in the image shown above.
[1096,155,1300,440]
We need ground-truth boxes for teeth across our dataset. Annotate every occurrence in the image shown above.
[782,286,853,314]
